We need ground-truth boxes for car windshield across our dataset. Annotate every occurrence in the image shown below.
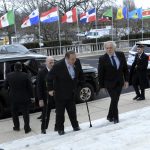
[5,44,29,53]
[132,45,150,53]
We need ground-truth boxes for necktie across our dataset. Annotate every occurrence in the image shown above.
[111,56,117,69]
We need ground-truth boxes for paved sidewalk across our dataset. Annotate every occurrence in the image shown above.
[0,89,150,144]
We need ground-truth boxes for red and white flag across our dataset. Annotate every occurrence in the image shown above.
[142,9,150,19]
[61,7,77,23]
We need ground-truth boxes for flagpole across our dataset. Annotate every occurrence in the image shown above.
[37,2,41,51]
[76,7,80,53]
[9,0,17,43]
[142,9,143,41]
[57,3,62,55]
[13,9,18,43]
[111,6,114,41]
[95,1,98,51]
[127,5,130,50]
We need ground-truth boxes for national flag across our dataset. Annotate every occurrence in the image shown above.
[142,9,150,19]
[61,8,77,23]
[116,7,127,20]
[40,7,59,23]
[98,8,112,22]
[0,10,14,29]
[80,8,96,23]
[99,16,111,22]
[21,9,39,28]
[128,8,142,19]
[103,8,112,18]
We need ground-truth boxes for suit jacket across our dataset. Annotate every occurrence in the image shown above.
[36,67,49,103]
[4,71,33,104]
[98,51,129,88]
[47,58,84,100]
[129,52,149,88]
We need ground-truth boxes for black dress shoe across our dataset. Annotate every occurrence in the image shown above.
[13,127,20,131]
[73,127,81,131]
[41,129,46,134]
[107,117,114,122]
[137,97,145,101]
[58,130,65,135]
[133,95,140,100]
[25,128,31,134]
[114,119,119,124]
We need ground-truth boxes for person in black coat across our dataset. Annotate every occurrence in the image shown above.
[36,56,55,134]
[130,44,149,100]
[4,62,34,134]
[98,41,129,124]
[47,51,84,135]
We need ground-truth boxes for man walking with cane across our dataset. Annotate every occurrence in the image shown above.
[37,56,55,134]
[47,51,84,135]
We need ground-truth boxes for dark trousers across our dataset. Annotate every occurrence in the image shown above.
[107,86,122,120]
[132,75,145,98]
[132,71,146,98]
[133,85,145,98]
[55,99,79,131]
[11,103,30,130]
[41,97,54,130]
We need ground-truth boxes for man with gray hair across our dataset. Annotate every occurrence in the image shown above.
[98,41,129,124]
[37,56,55,134]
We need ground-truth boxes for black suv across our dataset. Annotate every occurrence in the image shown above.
[0,53,99,118]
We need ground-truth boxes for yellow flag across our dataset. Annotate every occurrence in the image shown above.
[116,8,124,20]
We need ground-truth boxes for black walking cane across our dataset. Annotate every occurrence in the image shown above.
[84,97,92,127]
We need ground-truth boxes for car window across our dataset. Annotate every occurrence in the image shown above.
[132,45,150,53]
[0,47,7,54]
[0,63,4,80]
[144,45,150,53]
[131,45,137,52]
[5,45,29,53]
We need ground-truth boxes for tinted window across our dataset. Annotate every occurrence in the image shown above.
[0,63,4,80]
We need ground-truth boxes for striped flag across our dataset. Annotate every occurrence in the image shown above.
[40,7,59,23]
[142,9,150,19]
[61,8,77,23]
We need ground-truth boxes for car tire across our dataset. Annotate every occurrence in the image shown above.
[77,83,94,103]
[0,102,4,118]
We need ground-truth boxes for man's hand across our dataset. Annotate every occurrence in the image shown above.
[49,90,54,96]
[30,98,35,103]
[100,88,107,93]
[39,100,44,107]
[124,82,129,89]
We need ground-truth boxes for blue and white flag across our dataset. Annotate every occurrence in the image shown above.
[80,8,96,23]
[21,9,39,28]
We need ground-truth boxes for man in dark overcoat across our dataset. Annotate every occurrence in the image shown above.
[47,51,84,135]
[130,44,149,100]
[36,56,55,134]
[4,62,34,134]
[98,41,129,124]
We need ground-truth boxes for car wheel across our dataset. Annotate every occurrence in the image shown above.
[0,102,4,118]
[77,83,94,103]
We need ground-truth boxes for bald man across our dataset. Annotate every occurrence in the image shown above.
[37,56,55,134]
